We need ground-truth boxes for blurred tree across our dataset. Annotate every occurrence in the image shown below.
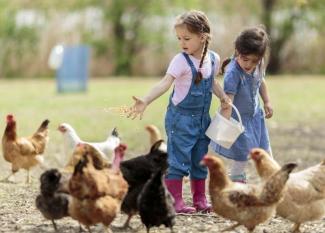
[91,0,199,76]
[261,0,325,74]
[0,1,38,77]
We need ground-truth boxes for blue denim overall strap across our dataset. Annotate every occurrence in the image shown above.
[170,52,214,115]
[165,51,216,179]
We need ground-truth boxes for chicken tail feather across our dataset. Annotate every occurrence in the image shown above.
[37,119,50,132]
[259,162,297,205]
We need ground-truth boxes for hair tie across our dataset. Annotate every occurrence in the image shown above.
[198,67,203,73]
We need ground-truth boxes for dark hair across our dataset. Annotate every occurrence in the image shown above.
[220,25,269,74]
[175,10,211,84]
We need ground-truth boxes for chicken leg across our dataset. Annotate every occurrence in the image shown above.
[51,220,58,231]
[292,223,301,233]
[0,172,16,183]
[221,222,241,232]
[26,170,31,184]
[112,214,134,230]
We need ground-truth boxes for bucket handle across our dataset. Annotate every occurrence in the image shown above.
[219,103,243,129]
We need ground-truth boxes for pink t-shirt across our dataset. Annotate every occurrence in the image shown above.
[166,51,220,105]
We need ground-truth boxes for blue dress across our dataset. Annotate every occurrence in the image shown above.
[210,59,271,161]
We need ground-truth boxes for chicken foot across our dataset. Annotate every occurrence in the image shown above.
[112,214,136,230]
[221,222,241,232]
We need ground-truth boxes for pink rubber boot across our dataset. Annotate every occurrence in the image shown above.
[165,179,196,214]
[191,179,212,213]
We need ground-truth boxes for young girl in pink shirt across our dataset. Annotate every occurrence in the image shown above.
[128,10,228,213]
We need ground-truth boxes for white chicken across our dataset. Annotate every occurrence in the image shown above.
[57,123,120,162]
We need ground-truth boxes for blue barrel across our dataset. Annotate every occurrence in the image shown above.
[56,45,90,92]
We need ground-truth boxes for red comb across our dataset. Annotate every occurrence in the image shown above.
[250,149,262,160]
[6,114,14,122]
[115,143,127,150]
[76,143,85,148]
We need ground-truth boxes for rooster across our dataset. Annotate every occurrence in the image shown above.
[57,123,120,161]
[36,169,70,231]
[68,143,128,232]
[2,114,49,183]
[250,148,325,233]
[201,154,296,232]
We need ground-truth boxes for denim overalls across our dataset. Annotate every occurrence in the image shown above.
[165,51,215,180]
[210,58,271,161]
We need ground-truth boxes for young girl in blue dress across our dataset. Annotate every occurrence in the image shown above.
[210,25,273,183]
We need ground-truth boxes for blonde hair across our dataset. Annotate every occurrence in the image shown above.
[175,10,211,84]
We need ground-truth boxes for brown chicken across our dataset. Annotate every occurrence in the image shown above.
[201,154,296,232]
[250,148,325,233]
[68,143,128,232]
[2,114,49,183]
[145,124,162,146]
[62,142,110,174]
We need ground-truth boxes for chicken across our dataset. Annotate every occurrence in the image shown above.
[119,140,168,228]
[138,169,175,233]
[250,148,325,233]
[62,142,111,174]
[68,143,128,232]
[201,154,296,232]
[36,169,70,231]
[145,124,162,146]
[58,123,120,161]
[2,114,49,183]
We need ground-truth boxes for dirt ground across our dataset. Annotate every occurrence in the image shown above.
[0,125,324,233]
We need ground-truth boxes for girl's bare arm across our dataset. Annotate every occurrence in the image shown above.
[128,74,174,119]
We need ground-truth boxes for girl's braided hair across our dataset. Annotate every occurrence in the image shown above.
[175,10,211,84]
[220,25,269,74]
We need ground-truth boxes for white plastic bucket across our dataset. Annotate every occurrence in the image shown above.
[206,103,245,149]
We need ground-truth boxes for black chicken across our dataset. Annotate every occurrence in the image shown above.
[36,169,70,231]
[119,140,168,228]
[138,169,175,233]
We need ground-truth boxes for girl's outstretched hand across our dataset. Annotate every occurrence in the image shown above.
[264,102,273,119]
[127,96,147,120]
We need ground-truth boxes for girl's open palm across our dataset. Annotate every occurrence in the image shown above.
[127,96,147,120]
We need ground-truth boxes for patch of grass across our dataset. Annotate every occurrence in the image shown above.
[0,76,324,155]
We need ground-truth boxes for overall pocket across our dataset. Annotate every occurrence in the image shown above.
[189,91,204,108]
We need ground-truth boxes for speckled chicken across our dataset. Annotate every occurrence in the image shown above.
[201,154,296,232]
[119,140,168,228]
[250,148,325,233]
[2,114,49,183]
[68,143,128,232]
[36,169,70,231]
[138,169,175,233]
